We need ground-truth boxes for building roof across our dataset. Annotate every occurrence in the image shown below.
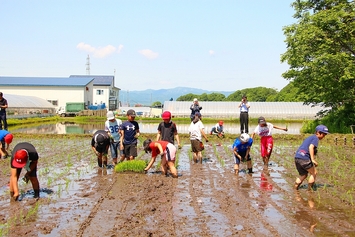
[70,75,114,86]
[3,94,55,108]
[0,76,94,87]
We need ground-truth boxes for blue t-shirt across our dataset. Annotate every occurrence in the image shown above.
[232,138,253,152]
[0,130,10,141]
[121,120,140,145]
[295,134,319,160]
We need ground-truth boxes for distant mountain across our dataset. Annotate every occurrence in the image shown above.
[119,87,233,106]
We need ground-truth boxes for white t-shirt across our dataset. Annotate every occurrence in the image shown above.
[105,119,122,142]
[188,120,205,141]
[254,122,274,137]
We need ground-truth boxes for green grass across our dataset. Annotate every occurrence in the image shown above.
[114,160,148,173]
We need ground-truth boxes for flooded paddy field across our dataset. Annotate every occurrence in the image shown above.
[0,133,355,236]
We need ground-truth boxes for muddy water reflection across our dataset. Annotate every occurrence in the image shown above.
[11,122,304,134]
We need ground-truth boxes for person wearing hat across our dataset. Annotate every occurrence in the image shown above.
[156,111,181,149]
[251,116,288,166]
[210,120,224,137]
[188,112,209,164]
[0,130,13,159]
[91,130,111,167]
[105,111,123,165]
[190,98,202,121]
[0,92,8,131]
[143,139,178,178]
[9,142,40,201]
[232,133,254,174]
[294,124,329,191]
[119,109,140,161]
[238,95,250,133]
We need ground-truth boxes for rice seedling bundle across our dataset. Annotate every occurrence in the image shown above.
[114,160,147,173]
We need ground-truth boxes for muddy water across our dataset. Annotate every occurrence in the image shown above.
[10,121,303,134]
[1,135,355,236]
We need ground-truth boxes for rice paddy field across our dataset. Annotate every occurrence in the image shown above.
[0,133,355,236]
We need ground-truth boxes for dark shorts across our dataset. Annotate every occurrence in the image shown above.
[123,143,138,158]
[295,158,313,176]
[234,150,251,164]
[11,160,38,177]
[190,140,203,152]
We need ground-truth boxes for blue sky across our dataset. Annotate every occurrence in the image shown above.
[1,1,296,92]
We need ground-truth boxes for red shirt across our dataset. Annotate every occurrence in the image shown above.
[149,140,169,157]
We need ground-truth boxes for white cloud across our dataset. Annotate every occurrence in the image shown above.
[76,42,123,58]
[209,50,215,56]
[138,49,159,60]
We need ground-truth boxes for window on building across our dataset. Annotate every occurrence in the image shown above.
[96,90,104,95]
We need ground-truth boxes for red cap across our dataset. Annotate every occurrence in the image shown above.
[4,133,13,144]
[12,149,29,168]
[219,120,223,125]
[162,111,171,120]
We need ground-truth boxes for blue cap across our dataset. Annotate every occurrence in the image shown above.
[195,112,201,117]
[316,125,329,134]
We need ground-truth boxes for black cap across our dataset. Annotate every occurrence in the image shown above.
[127,109,136,117]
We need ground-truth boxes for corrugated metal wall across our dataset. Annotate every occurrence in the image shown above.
[163,101,326,119]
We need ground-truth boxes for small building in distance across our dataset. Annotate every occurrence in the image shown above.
[70,75,120,110]
[0,76,94,110]
[3,94,55,118]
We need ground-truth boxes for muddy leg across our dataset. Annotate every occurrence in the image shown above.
[167,161,178,178]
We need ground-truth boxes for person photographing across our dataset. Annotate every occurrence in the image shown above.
[238,95,250,133]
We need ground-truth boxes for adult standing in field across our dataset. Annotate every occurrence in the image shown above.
[91,130,111,168]
[156,111,181,149]
[0,130,13,159]
[143,139,178,178]
[238,95,250,133]
[119,109,140,161]
[105,111,123,165]
[9,142,40,201]
[232,133,254,174]
[0,92,8,131]
[190,98,202,121]
[251,116,288,166]
[294,125,329,191]
[188,112,209,164]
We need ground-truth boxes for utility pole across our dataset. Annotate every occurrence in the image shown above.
[86,55,90,75]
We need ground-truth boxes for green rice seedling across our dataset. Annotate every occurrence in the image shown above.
[175,150,180,169]
[25,201,40,222]
[57,184,62,198]
[114,160,147,173]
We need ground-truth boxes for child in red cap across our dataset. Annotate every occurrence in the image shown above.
[0,130,13,159]
[10,142,40,201]
[156,111,181,149]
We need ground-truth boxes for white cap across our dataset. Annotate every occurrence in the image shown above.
[107,111,115,120]
[240,133,250,143]
[193,98,198,102]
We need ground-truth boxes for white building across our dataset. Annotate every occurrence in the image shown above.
[70,75,120,110]
[0,75,120,111]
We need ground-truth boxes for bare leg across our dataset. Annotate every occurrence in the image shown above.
[167,161,178,178]
[161,155,168,176]
[198,151,202,164]
[9,168,20,200]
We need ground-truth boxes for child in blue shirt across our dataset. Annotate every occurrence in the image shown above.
[232,133,253,174]
[294,125,329,191]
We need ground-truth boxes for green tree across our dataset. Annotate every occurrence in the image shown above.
[151,101,162,108]
[270,81,304,102]
[226,87,278,102]
[281,0,355,131]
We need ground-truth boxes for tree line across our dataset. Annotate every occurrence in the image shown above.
[176,0,355,133]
